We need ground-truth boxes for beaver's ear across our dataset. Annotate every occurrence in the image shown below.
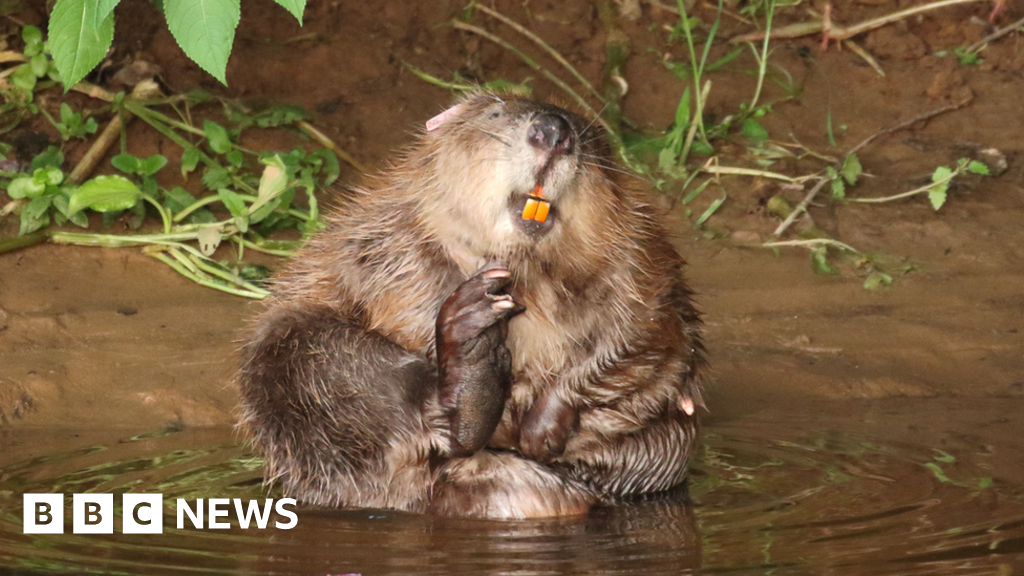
[426,104,464,132]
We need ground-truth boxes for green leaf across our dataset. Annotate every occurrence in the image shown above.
[863,271,893,290]
[69,175,142,213]
[19,204,50,236]
[672,87,691,137]
[164,0,241,85]
[97,0,122,21]
[252,104,308,128]
[924,462,950,483]
[163,186,197,212]
[225,149,244,167]
[22,25,43,47]
[31,147,65,171]
[249,197,280,224]
[825,166,844,200]
[188,209,217,224]
[111,153,141,174]
[840,154,862,185]
[82,117,98,134]
[217,187,247,217]
[181,146,201,176]
[23,195,52,221]
[203,120,232,154]
[928,187,947,210]
[140,154,168,176]
[202,166,231,190]
[967,160,990,175]
[60,103,75,125]
[741,118,769,145]
[658,147,677,174]
[51,192,88,227]
[30,53,49,77]
[271,0,305,24]
[11,63,37,93]
[810,246,839,275]
[240,263,271,281]
[978,477,993,489]
[40,166,64,186]
[311,149,340,185]
[932,165,953,184]
[49,0,116,90]
[7,176,46,199]
[830,178,845,200]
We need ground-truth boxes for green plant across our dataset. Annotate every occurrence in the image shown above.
[46,0,307,89]
[846,158,989,210]
[0,26,61,131]
[1,23,344,298]
[41,103,100,140]
[952,46,982,66]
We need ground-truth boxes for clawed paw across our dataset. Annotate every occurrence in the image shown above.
[436,262,525,457]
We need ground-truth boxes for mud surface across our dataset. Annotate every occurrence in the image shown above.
[1,0,1024,573]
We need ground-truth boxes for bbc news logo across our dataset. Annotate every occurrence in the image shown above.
[24,494,298,534]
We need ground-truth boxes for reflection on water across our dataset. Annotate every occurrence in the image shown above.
[1,397,1022,575]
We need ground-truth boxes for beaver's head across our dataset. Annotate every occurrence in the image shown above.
[418,92,619,263]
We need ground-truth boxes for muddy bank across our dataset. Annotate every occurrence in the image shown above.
[1,0,1023,430]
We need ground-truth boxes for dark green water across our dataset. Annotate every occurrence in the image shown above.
[2,397,1022,575]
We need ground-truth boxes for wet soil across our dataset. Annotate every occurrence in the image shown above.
[1,0,1024,573]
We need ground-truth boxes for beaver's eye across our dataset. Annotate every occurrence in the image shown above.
[489,111,501,119]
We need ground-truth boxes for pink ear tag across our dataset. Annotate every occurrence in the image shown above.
[426,104,463,132]
[679,396,695,416]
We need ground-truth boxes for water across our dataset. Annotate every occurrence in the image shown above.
[1,397,1022,575]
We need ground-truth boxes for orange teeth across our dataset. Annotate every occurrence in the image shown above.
[521,198,539,220]
[534,200,550,223]
[520,184,550,222]
[521,197,551,223]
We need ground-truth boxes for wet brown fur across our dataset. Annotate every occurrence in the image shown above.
[237,92,706,519]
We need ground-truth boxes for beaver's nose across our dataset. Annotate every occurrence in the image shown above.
[527,114,574,155]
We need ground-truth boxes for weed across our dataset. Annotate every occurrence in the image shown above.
[0,24,346,299]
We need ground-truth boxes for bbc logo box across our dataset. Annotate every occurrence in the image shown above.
[24,493,163,534]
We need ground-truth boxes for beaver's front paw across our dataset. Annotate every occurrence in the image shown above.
[437,263,525,457]
[518,391,578,463]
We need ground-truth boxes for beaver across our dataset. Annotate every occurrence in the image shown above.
[237,92,706,519]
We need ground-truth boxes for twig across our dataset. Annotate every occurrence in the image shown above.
[847,95,973,157]
[65,112,127,185]
[772,176,828,237]
[967,15,1024,53]
[842,39,885,77]
[70,81,116,102]
[730,0,990,43]
[476,4,607,105]
[296,121,369,175]
[0,231,49,255]
[703,164,803,182]
[65,82,164,185]
[0,51,26,64]
[451,21,603,122]
[846,171,957,204]
[763,238,862,254]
